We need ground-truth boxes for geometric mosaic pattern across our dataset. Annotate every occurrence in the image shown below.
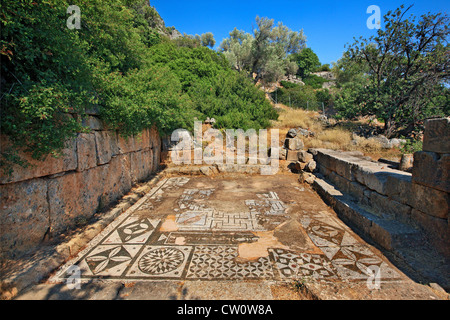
[186,245,274,280]
[173,188,282,231]
[49,177,403,285]
[269,248,338,280]
[299,211,401,282]
[246,191,287,216]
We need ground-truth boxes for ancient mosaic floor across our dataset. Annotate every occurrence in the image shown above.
[50,176,403,285]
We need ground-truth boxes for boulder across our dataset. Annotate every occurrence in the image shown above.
[294,161,307,172]
[305,160,317,173]
[298,150,313,163]
[299,171,316,184]
[287,129,297,138]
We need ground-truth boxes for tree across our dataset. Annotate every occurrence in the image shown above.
[220,16,306,85]
[251,17,305,84]
[201,32,216,48]
[220,28,253,72]
[345,5,449,137]
[291,48,321,78]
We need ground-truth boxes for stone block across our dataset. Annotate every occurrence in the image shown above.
[370,192,412,223]
[47,168,105,233]
[335,158,357,181]
[385,174,413,202]
[298,150,313,163]
[138,129,152,150]
[94,131,118,165]
[286,150,301,162]
[353,165,390,195]
[284,137,304,151]
[76,133,97,172]
[101,155,132,206]
[368,218,419,252]
[117,134,138,154]
[298,171,315,184]
[387,173,448,219]
[423,117,450,154]
[412,151,450,193]
[152,144,161,172]
[0,135,77,184]
[130,150,153,183]
[305,160,316,173]
[399,154,414,172]
[269,147,286,160]
[314,149,337,172]
[317,163,332,177]
[0,179,50,257]
[328,171,351,194]
[410,183,449,219]
[348,181,367,201]
[411,209,449,257]
[287,129,297,138]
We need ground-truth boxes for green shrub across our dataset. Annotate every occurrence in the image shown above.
[400,139,423,154]
[280,80,301,89]
[303,74,327,89]
[272,86,318,110]
[0,0,278,175]
[317,64,331,72]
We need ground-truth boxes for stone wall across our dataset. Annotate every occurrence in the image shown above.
[0,115,161,259]
[310,118,449,257]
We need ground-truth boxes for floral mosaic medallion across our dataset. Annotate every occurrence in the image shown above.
[126,246,192,278]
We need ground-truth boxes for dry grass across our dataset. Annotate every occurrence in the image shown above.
[271,105,402,161]
[272,106,322,132]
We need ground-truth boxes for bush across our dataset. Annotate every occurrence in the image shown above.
[272,86,318,110]
[317,64,331,72]
[0,0,278,175]
[400,139,423,154]
[303,74,328,89]
[280,80,301,89]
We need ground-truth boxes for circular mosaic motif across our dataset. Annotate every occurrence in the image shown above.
[138,247,185,275]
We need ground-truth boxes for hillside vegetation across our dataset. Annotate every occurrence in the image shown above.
[0,0,276,173]
[2,1,448,174]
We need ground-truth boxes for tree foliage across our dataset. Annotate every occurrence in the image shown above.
[291,48,321,78]
[334,5,450,137]
[220,16,306,85]
[0,0,277,173]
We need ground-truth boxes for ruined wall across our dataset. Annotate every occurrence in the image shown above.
[0,114,161,259]
[311,118,449,257]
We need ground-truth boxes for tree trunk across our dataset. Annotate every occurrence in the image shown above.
[383,118,396,139]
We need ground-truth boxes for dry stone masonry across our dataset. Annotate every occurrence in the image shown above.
[0,114,161,259]
[308,118,449,263]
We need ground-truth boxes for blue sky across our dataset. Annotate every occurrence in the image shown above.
[150,0,449,66]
